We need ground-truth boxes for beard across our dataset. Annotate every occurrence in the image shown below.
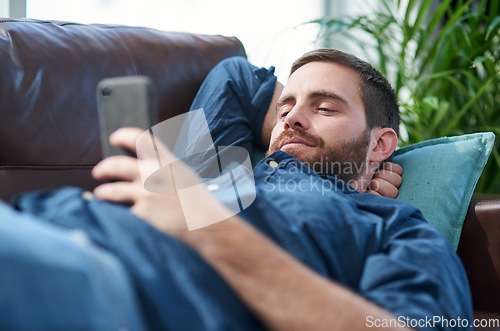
[266,128,371,182]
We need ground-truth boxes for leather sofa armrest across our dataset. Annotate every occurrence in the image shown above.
[457,194,500,315]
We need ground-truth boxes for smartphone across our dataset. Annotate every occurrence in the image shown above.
[97,76,157,158]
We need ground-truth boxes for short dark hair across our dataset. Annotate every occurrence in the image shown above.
[290,48,400,136]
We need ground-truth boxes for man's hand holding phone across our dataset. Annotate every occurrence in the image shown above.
[92,127,235,233]
[92,128,189,231]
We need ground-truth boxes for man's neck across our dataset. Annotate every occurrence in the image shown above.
[349,164,380,193]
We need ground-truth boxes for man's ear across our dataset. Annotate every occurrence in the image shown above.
[369,128,398,163]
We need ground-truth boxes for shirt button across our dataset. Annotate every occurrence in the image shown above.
[269,160,279,168]
[81,191,94,201]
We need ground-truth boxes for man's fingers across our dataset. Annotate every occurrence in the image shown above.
[369,177,399,199]
[93,181,139,204]
[381,162,403,175]
[92,155,140,182]
[373,169,403,189]
[109,127,147,155]
[368,162,403,198]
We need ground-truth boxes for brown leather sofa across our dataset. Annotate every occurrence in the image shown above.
[0,18,499,323]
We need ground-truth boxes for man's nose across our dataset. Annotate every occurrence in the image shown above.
[284,104,309,130]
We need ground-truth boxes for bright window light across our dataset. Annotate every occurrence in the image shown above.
[27,0,323,82]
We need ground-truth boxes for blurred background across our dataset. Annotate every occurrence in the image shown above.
[2,0,499,192]
[1,0,386,82]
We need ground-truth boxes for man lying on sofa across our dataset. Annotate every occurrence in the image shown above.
[91,49,472,330]
[1,49,471,330]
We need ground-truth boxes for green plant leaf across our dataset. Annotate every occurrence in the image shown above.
[486,16,500,40]
[442,76,496,135]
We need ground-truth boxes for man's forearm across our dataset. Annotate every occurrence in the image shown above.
[176,215,409,331]
[91,127,408,329]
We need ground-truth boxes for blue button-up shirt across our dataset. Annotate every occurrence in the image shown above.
[243,151,473,329]
[191,56,474,329]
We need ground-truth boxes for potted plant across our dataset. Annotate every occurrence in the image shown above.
[310,0,500,193]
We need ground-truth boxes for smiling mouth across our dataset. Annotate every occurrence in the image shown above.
[280,137,314,150]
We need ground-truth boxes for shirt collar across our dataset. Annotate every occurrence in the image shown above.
[259,150,359,194]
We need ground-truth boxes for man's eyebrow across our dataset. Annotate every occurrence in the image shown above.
[309,90,349,105]
[275,90,349,113]
[276,94,294,112]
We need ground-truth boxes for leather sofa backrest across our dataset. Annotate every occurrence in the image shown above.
[0,18,246,201]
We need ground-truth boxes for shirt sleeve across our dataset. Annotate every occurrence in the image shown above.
[189,56,277,153]
[359,211,474,330]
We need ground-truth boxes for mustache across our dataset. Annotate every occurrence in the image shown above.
[267,128,324,156]
[275,128,324,148]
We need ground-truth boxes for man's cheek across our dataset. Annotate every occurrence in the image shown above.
[266,139,280,156]
[268,128,283,152]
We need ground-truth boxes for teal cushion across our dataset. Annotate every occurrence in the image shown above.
[393,132,496,250]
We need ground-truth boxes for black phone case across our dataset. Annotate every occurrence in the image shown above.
[97,76,157,158]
